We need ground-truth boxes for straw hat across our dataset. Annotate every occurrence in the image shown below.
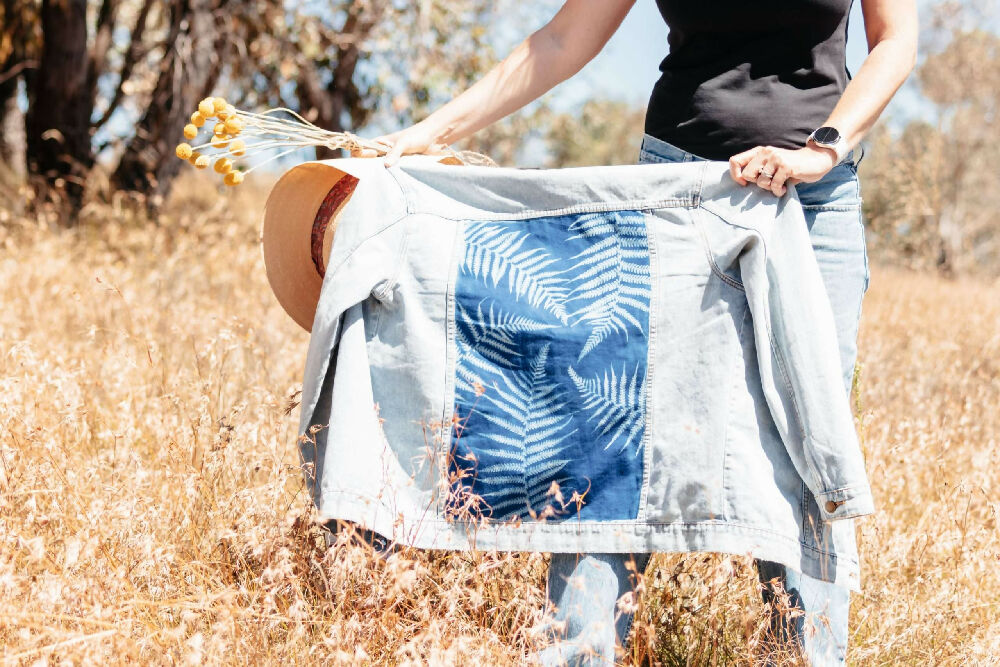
[261,155,462,332]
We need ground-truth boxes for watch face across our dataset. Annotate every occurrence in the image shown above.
[813,126,841,144]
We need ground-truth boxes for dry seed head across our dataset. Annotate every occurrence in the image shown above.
[213,97,228,113]
[194,155,210,169]
[190,111,206,128]
[175,143,193,160]
[224,171,245,186]
[211,135,230,149]
[198,98,216,118]
[224,117,243,135]
[214,158,233,175]
[183,124,198,140]
[230,139,246,156]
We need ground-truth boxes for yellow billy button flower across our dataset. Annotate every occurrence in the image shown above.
[213,97,228,114]
[224,171,245,186]
[229,139,246,156]
[210,135,230,149]
[224,117,243,135]
[214,158,233,175]
[183,124,198,140]
[198,98,216,118]
[194,155,210,170]
[190,111,206,128]
[175,143,193,160]
[188,151,202,166]
[213,122,227,138]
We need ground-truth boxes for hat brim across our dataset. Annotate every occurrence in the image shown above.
[261,162,353,332]
[261,156,461,332]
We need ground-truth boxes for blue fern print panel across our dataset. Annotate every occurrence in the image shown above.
[449,209,652,522]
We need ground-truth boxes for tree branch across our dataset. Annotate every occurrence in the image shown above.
[93,0,154,130]
[87,0,120,109]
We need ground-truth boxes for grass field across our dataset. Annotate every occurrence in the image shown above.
[1,181,997,665]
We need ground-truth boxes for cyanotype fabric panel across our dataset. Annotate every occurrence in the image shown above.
[449,210,651,521]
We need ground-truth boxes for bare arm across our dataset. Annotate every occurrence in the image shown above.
[356,0,636,165]
[730,0,918,195]
[824,0,919,154]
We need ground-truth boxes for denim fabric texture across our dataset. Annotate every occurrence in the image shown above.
[296,146,877,598]
[537,134,870,666]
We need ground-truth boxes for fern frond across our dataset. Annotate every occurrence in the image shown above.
[568,362,646,456]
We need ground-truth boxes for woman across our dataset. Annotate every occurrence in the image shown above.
[351,1,917,664]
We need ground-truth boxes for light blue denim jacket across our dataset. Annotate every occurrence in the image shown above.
[293,155,876,591]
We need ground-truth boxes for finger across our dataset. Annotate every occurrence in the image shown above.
[769,164,791,196]
[740,156,765,184]
[729,158,747,185]
[383,141,406,167]
[755,163,775,191]
[370,138,394,155]
[729,147,761,185]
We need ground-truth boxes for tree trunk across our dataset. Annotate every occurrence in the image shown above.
[24,0,92,211]
[113,0,223,204]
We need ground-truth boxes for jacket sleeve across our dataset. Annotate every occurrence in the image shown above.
[294,160,410,508]
[731,198,876,522]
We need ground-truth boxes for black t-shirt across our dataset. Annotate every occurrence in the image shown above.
[644,0,855,161]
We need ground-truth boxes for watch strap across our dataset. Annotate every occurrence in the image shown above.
[808,129,848,164]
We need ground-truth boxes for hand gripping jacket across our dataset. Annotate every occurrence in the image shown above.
[289,156,877,591]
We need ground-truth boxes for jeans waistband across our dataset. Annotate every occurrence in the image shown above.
[640,133,864,168]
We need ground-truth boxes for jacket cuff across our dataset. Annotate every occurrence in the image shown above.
[814,484,876,521]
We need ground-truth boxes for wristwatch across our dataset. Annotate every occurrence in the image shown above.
[807,126,849,164]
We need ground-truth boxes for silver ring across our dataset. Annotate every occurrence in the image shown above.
[760,169,774,179]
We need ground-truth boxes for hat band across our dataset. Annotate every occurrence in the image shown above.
[311,174,360,278]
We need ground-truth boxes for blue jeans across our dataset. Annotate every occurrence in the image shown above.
[538,134,869,666]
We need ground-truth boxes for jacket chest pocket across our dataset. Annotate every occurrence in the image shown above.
[362,278,396,341]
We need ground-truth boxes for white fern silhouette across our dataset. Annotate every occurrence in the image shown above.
[454,298,555,400]
[568,362,646,456]
[472,343,578,518]
[463,223,571,324]
[565,212,651,360]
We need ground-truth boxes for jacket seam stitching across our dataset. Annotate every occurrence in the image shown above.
[692,207,746,291]
[765,317,820,489]
[439,222,464,517]
[814,484,871,498]
[407,198,696,222]
[722,305,751,522]
[317,495,858,560]
[636,211,658,522]
[369,227,412,338]
[694,160,707,207]
[385,164,414,214]
[324,214,410,290]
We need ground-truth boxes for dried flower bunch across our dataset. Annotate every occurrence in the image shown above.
[175,97,496,186]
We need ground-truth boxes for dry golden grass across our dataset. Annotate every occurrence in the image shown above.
[1,177,997,665]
